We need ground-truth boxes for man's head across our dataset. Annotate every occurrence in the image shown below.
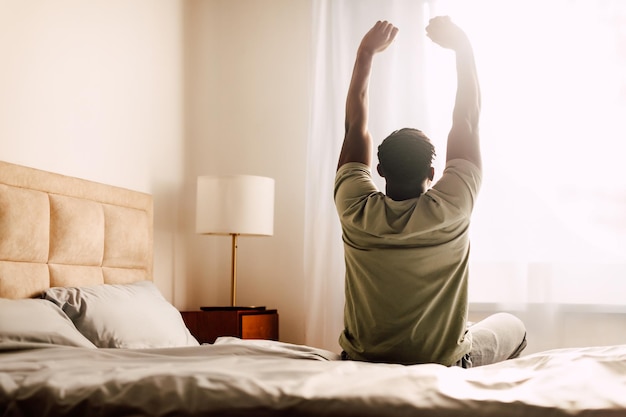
[377,128,436,199]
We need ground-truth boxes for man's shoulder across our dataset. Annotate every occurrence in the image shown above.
[438,158,482,187]
[334,162,380,209]
[428,158,482,212]
[335,162,373,191]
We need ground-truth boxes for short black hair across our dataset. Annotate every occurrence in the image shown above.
[377,128,436,181]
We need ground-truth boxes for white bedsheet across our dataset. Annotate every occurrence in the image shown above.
[1,337,625,416]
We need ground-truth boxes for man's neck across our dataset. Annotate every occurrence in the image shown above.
[385,182,424,201]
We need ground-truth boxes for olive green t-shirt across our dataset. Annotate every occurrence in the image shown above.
[334,159,482,366]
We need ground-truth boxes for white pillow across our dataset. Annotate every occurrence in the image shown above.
[43,281,199,349]
[0,298,97,348]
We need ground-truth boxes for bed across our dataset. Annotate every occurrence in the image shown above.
[1,159,626,417]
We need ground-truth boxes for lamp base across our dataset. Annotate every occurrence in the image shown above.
[200,306,266,312]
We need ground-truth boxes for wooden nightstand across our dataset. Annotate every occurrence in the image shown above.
[181,307,279,344]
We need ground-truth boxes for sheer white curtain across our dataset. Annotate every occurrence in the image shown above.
[305,0,626,353]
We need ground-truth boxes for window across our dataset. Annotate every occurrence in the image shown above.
[424,0,626,304]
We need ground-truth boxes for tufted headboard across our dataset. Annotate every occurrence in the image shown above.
[0,161,153,299]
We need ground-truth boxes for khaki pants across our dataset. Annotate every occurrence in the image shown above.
[456,312,527,368]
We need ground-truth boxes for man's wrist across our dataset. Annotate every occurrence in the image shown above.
[356,47,375,60]
[452,37,472,53]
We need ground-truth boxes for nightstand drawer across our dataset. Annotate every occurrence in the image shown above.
[181,308,279,344]
[241,311,279,340]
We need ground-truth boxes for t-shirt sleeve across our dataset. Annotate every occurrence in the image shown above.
[428,158,482,215]
[334,162,379,214]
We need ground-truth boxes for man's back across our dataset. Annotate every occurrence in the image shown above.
[334,159,481,365]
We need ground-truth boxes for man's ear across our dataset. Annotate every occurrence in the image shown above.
[428,167,435,181]
[377,164,385,177]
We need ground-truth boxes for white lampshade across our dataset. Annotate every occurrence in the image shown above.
[196,175,275,236]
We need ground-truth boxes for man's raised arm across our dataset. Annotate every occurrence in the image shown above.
[337,21,398,171]
[426,16,482,169]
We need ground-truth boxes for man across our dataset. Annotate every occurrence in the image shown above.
[334,17,527,367]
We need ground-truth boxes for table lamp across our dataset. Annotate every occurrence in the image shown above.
[196,175,275,308]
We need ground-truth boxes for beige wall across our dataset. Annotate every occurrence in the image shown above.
[0,0,185,302]
[0,0,312,344]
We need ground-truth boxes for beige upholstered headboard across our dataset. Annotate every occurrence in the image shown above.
[0,161,153,299]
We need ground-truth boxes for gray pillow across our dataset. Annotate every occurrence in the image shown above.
[0,298,97,348]
[43,281,199,349]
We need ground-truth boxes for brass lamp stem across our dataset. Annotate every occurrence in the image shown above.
[230,233,239,306]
